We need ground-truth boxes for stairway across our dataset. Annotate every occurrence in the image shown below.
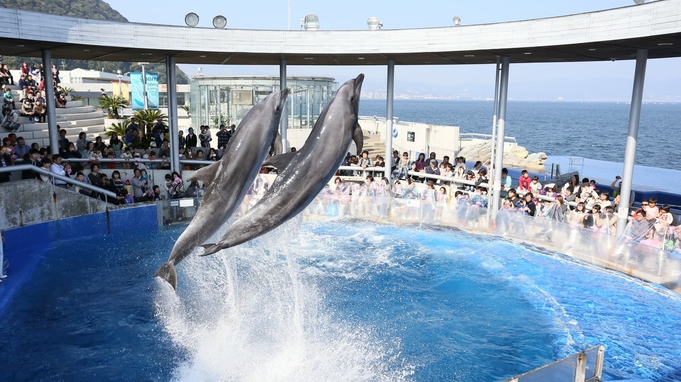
[10,93,106,148]
[362,132,386,158]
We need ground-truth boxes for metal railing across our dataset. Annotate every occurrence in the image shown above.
[505,345,605,382]
[0,164,116,199]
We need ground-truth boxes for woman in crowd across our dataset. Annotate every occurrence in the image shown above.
[199,126,212,148]
[414,153,427,172]
[170,171,184,199]
[111,170,124,192]
[207,148,219,161]
[109,132,123,152]
[87,164,102,188]
[82,141,95,159]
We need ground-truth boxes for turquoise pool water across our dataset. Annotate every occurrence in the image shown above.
[1,219,680,381]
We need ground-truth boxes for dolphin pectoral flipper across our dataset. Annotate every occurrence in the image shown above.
[353,122,364,154]
[199,243,222,257]
[262,152,296,170]
[187,162,221,184]
[155,262,178,290]
[272,131,283,155]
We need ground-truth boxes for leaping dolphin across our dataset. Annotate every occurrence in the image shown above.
[200,74,364,255]
[155,88,290,289]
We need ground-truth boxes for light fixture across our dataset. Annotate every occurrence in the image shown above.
[367,17,383,30]
[199,55,206,58]
[633,0,646,4]
[588,48,597,51]
[213,15,227,29]
[524,52,532,55]
[185,12,200,27]
[464,54,475,58]
[452,16,461,26]
[301,14,320,30]
[658,42,674,46]
[141,53,152,56]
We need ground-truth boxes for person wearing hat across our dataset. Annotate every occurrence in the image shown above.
[424,158,440,179]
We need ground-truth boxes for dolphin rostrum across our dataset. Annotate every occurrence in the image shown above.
[155,88,290,289]
[200,74,364,255]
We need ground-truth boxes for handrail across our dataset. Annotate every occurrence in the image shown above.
[0,164,117,199]
[459,132,518,144]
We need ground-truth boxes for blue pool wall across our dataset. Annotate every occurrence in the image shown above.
[0,205,157,314]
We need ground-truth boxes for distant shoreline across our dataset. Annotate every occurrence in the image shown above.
[360,98,681,104]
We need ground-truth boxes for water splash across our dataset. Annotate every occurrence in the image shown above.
[154,219,413,382]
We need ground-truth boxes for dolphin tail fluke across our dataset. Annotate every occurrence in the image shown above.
[155,262,178,290]
[199,244,222,257]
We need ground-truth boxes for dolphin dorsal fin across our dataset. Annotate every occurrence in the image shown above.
[353,122,364,154]
[262,152,296,170]
[187,162,221,184]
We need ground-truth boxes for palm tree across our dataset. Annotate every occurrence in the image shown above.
[99,95,128,119]
[134,109,168,136]
[105,120,130,138]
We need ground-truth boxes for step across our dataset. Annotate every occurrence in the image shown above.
[55,105,97,114]
[55,111,104,121]
[16,124,105,139]
[58,117,106,128]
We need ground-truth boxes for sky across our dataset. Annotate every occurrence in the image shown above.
[106,0,681,101]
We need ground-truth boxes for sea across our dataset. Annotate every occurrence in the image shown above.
[359,99,681,192]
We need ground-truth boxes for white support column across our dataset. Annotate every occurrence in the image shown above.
[486,58,502,226]
[42,50,58,155]
[616,49,648,237]
[280,58,289,152]
[166,56,180,173]
[491,56,510,218]
[385,60,395,177]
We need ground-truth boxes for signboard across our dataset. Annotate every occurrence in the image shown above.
[130,72,159,110]
[112,82,130,102]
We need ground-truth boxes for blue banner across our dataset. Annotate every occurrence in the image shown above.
[146,73,159,110]
[130,72,159,110]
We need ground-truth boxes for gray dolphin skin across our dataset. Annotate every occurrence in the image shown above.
[155,88,290,289]
[201,74,364,255]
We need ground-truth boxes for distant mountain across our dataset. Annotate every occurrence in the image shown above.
[0,0,127,21]
[0,0,189,84]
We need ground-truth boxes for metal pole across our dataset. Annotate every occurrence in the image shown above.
[486,57,502,226]
[490,56,510,218]
[385,59,395,178]
[42,50,58,155]
[141,64,148,110]
[166,56,180,173]
[616,49,648,237]
[204,86,209,126]
[216,87,221,127]
[280,58,289,152]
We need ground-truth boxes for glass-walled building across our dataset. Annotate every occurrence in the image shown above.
[190,76,337,128]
